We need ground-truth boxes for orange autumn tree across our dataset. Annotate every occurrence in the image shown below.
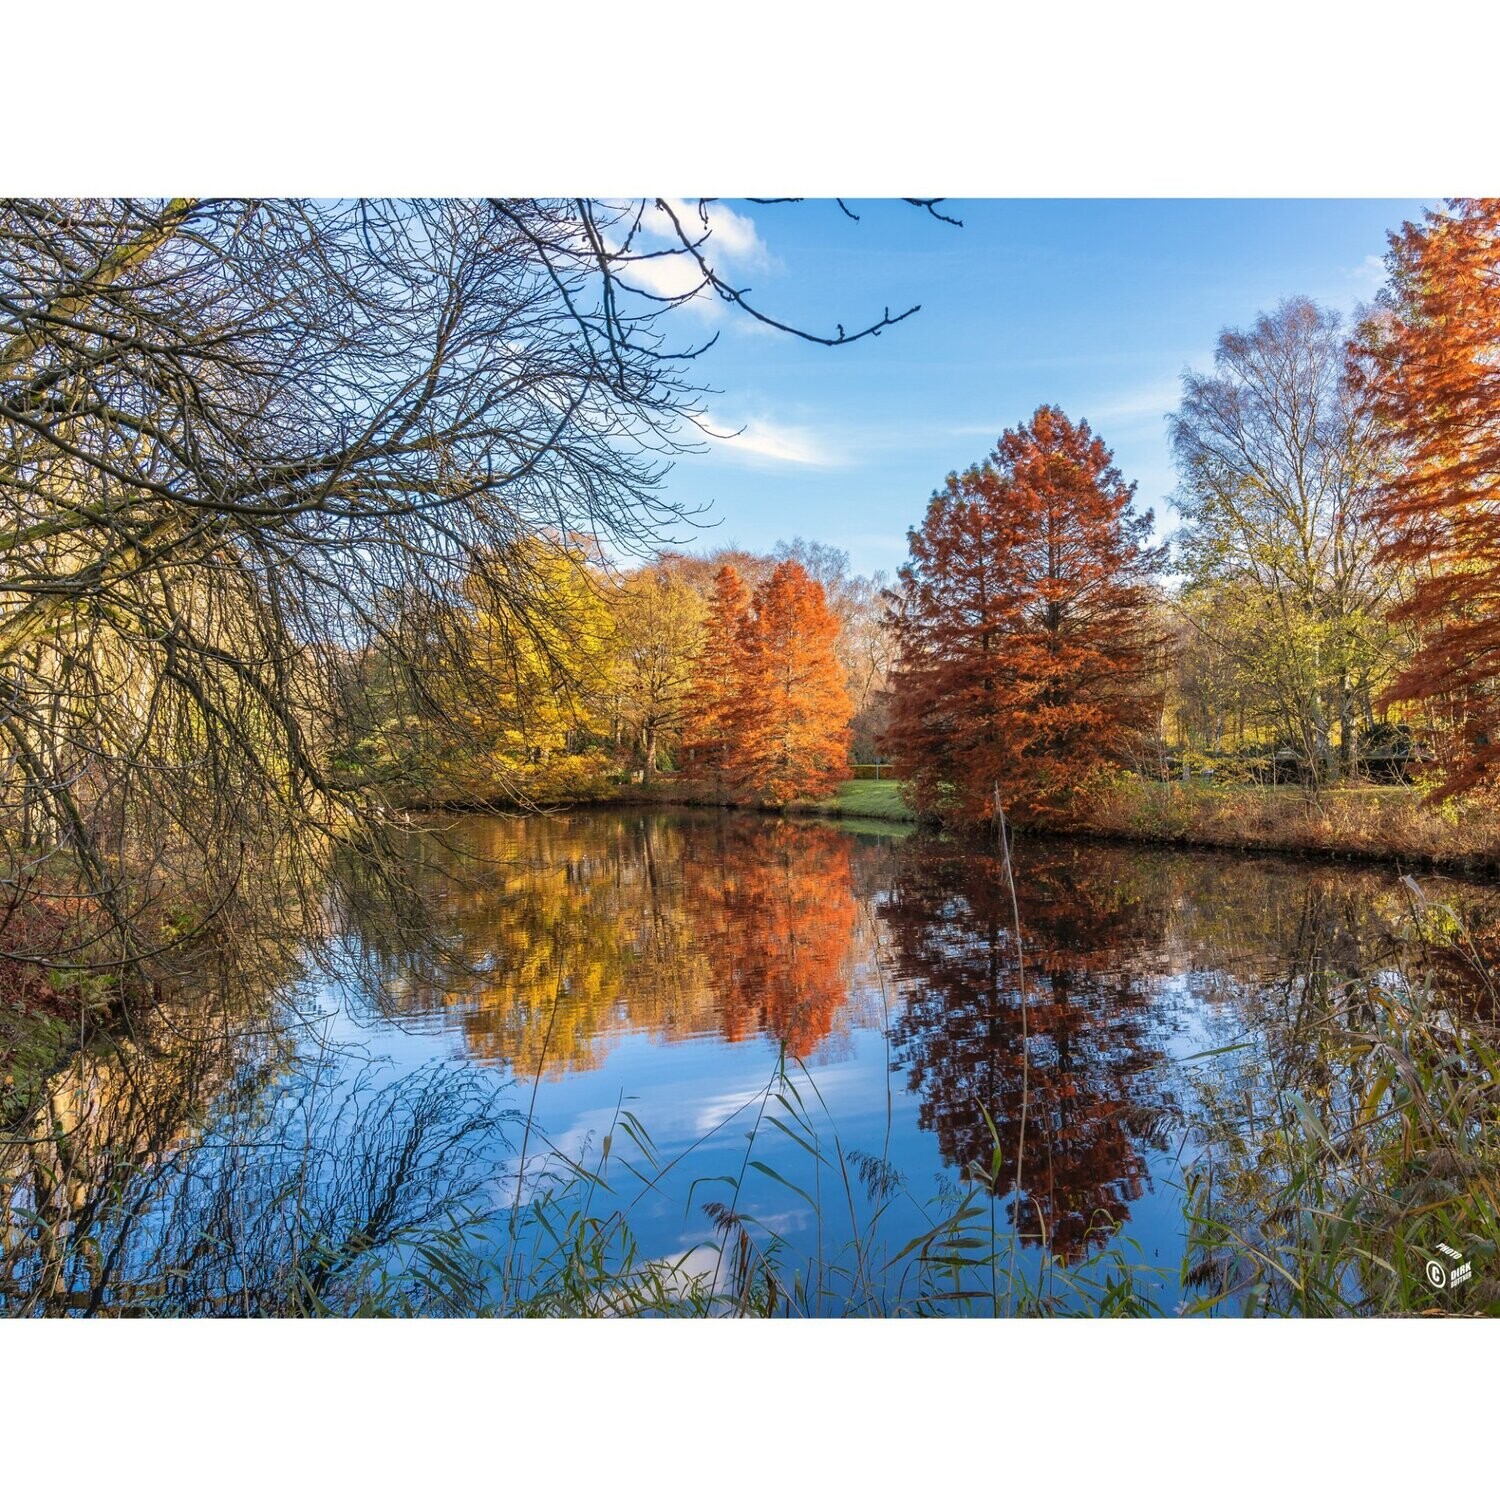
[1361,199,1500,801]
[728,560,852,802]
[884,405,1164,826]
[681,563,753,792]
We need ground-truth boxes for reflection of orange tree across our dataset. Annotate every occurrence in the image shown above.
[685,819,860,1058]
[376,814,862,1070]
[883,840,1169,1260]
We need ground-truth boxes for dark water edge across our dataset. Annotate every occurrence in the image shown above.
[3,808,1497,1316]
[406,785,1500,876]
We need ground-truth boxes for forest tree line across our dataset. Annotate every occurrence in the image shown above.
[336,536,887,807]
[346,199,1500,830]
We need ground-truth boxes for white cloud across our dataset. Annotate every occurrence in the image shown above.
[946,377,1186,442]
[702,411,844,467]
[1351,252,1387,291]
[693,201,766,265]
[1086,376,1187,426]
[619,249,717,305]
[692,1084,773,1135]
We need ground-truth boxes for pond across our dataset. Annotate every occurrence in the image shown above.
[3,808,1496,1315]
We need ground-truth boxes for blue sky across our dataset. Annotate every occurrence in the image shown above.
[646,198,1432,578]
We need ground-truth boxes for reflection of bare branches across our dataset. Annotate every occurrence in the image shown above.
[1,1032,514,1315]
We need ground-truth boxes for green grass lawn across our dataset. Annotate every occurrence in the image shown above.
[820,779,917,822]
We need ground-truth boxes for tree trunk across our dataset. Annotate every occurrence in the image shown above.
[643,724,658,785]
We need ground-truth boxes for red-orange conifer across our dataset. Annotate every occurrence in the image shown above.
[682,563,752,791]
[1360,199,1500,800]
[884,405,1163,825]
[726,561,852,802]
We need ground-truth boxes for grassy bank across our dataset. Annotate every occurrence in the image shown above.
[603,776,920,826]
[632,774,1499,870]
[1086,778,1500,873]
[799,778,918,823]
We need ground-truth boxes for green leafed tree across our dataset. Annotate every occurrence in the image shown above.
[1169,298,1404,780]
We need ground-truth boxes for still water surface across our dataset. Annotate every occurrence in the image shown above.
[5,808,1496,1313]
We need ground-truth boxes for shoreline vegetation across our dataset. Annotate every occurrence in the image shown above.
[403,775,1500,875]
[1085,779,1500,874]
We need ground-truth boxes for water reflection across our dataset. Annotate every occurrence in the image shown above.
[883,842,1172,1258]
[0,996,512,1315]
[3,809,1497,1313]
[375,813,879,1067]
[687,820,862,1056]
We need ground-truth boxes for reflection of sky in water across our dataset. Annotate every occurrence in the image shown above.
[15,810,1497,1314]
[277,814,1498,1310]
[309,976,1197,1307]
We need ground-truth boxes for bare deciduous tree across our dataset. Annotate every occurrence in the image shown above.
[1169,298,1402,780]
[0,197,946,983]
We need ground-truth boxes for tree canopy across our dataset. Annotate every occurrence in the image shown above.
[1360,199,1500,801]
[885,405,1163,825]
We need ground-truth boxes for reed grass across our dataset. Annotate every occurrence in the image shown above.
[1088,776,1500,871]
[381,870,1500,1319]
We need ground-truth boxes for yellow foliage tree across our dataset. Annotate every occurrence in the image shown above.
[608,565,706,783]
[450,534,618,797]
